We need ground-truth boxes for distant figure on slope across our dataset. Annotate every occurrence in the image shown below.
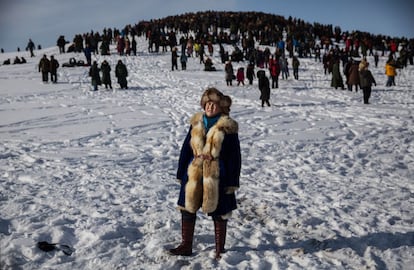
[38,54,50,83]
[385,57,397,87]
[224,61,234,86]
[331,58,345,90]
[269,55,280,88]
[257,70,271,107]
[346,59,360,92]
[49,55,59,83]
[292,56,300,80]
[171,47,178,71]
[115,60,128,89]
[236,67,245,85]
[89,61,101,91]
[27,39,35,57]
[57,35,67,54]
[204,57,216,71]
[84,44,93,66]
[279,55,289,79]
[359,60,376,104]
[180,53,187,70]
[246,63,255,85]
[169,87,241,260]
[100,60,112,89]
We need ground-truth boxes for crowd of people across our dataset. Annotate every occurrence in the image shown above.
[2,11,412,97]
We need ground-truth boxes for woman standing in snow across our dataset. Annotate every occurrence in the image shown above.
[169,88,241,259]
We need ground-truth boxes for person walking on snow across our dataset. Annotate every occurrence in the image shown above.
[38,54,50,83]
[359,60,376,104]
[169,88,241,260]
[49,55,59,83]
[257,70,271,107]
[115,60,128,89]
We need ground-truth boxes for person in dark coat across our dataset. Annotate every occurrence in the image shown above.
[100,60,112,89]
[246,63,255,85]
[38,54,50,82]
[27,39,35,57]
[331,58,345,89]
[89,61,101,91]
[171,47,178,71]
[257,70,271,107]
[224,61,234,86]
[359,61,376,104]
[169,88,241,260]
[49,55,59,83]
[84,44,93,66]
[347,60,360,91]
[57,36,66,54]
[115,60,128,89]
[292,56,300,80]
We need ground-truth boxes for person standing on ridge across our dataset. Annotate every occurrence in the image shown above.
[27,39,35,57]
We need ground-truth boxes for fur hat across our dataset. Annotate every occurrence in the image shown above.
[359,59,368,71]
[200,87,232,115]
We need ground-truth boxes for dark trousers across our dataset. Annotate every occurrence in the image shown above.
[271,76,278,88]
[50,72,57,83]
[41,72,48,82]
[362,87,372,104]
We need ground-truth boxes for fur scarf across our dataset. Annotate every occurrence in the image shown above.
[185,112,238,213]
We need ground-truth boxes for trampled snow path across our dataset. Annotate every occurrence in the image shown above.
[0,37,413,269]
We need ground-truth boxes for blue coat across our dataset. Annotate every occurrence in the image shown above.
[176,113,241,216]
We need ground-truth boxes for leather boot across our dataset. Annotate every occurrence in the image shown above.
[214,219,227,259]
[169,216,196,256]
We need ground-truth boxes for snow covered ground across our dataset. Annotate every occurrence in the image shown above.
[0,36,413,270]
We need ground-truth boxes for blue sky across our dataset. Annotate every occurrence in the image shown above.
[1,0,413,52]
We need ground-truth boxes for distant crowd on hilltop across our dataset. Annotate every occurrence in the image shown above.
[1,11,413,96]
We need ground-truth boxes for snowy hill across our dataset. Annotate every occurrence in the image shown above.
[0,35,413,270]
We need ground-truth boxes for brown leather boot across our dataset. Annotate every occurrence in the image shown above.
[169,218,196,256]
[214,219,227,259]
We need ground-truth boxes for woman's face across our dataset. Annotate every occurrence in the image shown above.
[205,101,221,117]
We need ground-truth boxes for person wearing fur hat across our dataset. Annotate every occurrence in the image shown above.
[169,87,241,259]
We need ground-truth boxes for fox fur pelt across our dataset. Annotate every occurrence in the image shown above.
[185,112,238,213]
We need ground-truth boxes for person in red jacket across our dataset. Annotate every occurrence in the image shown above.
[236,67,245,85]
[268,55,280,88]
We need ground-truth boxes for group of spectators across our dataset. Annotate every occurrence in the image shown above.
[89,60,128,91]
[38,54,60,83]
[2,11,412,96]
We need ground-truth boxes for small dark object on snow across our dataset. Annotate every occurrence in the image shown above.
[37,241,74,256]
